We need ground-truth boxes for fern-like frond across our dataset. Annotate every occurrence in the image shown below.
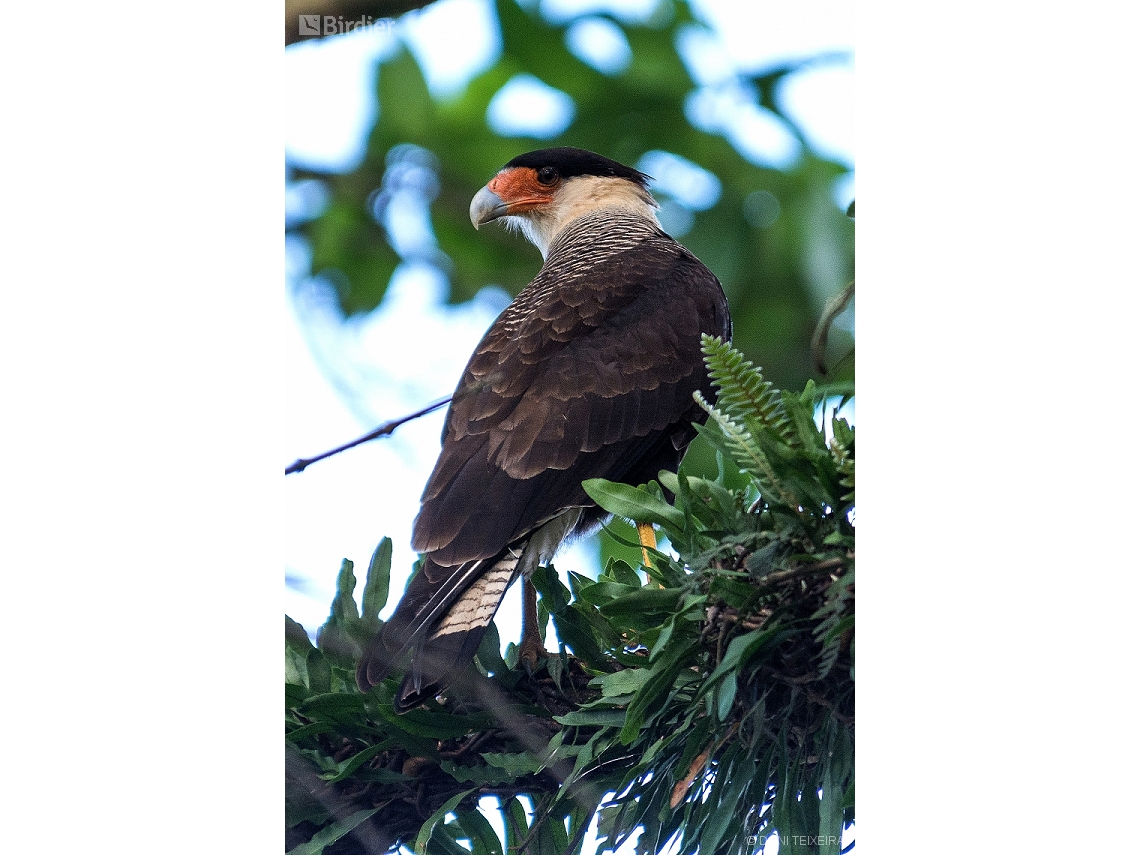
[700,335,796,446]
[694,391,800,510]
[828,417,855,506]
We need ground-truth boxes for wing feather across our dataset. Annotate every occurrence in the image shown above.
[416,221,729,566]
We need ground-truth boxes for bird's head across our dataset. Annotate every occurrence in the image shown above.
[469,147,657,258]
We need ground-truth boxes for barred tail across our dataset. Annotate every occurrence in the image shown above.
[355,548,522,711]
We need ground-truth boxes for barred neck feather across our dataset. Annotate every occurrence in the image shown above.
[490,211,673,332]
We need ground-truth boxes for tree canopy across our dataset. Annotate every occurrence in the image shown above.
[287,0,853,391]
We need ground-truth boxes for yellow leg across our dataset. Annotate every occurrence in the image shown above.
[636,521,657,568]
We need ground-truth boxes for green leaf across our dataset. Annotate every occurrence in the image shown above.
[435,822,478,855]
[374,704,491,740]
[574,580,638,607]
[285,644,309,690]
[604,558,643,588]
[700,335,791,442]
[547,649,564,690]
[697,755,750,855]
[286,807,379,855]
[317,559,363,659]
[298,692,366,718]
[531,563,570,613]
[549,604,609,668]
[457,808,505,855]
[582,479,685,529]
[414,788,478,855]
[306,648,331,694]
[708,575,759,609]
[594,668,651,698]
[441,761,525,786]
[504,640,522,671]
[619,643,694,744]
[571,599,624,649]
[598,586,684,619]
[717,671,738,721]
[331,559,358,620]
[285,681,310,708]
[480,751,542,777]
[701,626,783,695]
[475,620,509,675]
[286,615,314,652]
[286,721,334,743]
[553,709,627,728]
[501,796,531,855]
[320,741,391,783]
[360,537,392,624]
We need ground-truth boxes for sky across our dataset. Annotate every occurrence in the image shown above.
[284,3,853,851]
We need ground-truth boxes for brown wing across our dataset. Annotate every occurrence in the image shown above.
[412,221,731,566]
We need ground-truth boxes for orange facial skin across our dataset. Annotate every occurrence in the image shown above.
[487,167,558,214]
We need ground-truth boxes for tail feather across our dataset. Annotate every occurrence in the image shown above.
[392,627,488,712]
[355,548,522,706]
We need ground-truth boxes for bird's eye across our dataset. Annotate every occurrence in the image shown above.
[536,166,559,186]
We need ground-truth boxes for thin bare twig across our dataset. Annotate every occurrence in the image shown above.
[755,557,848,589]
[811,279,854,375]
[285,396,451,475]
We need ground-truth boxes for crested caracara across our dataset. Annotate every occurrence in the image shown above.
[356,147,731,711]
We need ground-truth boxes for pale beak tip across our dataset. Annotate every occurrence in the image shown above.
[470,185,508,230]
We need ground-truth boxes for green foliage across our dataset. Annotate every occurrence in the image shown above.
[287,0,854,389]
[286,341,854,855]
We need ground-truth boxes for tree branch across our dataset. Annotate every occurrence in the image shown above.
[811,279,855,375]
[285,396,451,475]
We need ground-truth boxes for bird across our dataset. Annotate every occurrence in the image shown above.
[356,147,731,711]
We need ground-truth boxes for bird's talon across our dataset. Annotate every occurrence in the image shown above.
[516,636,550,676]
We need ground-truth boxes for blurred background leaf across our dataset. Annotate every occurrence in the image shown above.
[286,0,854,392]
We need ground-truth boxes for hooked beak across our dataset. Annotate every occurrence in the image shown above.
[469,185,511,229]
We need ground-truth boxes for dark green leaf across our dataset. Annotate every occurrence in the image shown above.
[531,563,570,613]
[594,668,651,698]
[598,586,684,618]
[306,648,331,694]
[717,671,738,721]
[619,643,695,744]
[475,620,509,676]
[286,615,314,652]
[480,751,542,777]
[502,796,531,855]
[286,808,379,855]
[457,808,505,855]
[414,788,478,855]
[582,479,685,529]
[321,741,391,783]
[553,709,627,728]
[361,537,392,624]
